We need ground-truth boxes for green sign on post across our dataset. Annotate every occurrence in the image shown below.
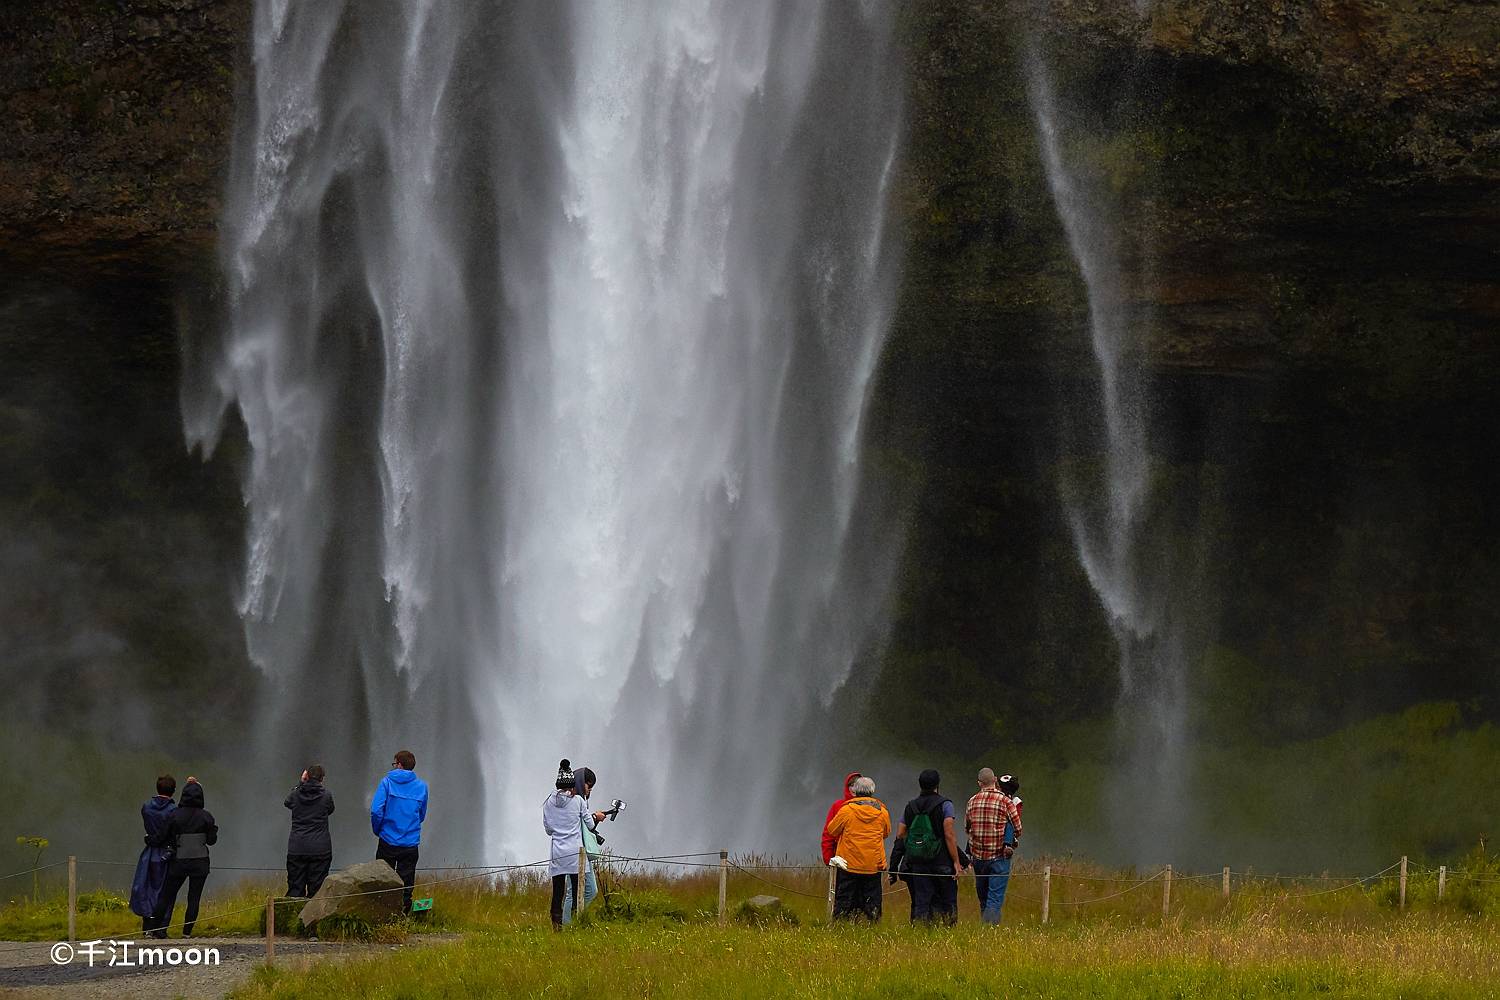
[411,898,433,912]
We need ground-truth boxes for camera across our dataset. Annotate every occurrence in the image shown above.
[593,799,626,846]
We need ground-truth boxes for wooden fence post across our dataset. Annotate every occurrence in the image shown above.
[1162,865,1172,919]
[1399,856,1407,911]
[718,851,728,925]
[826,864,837,920]
[1438,865,1447,901]
[578,845,588,917]
[67,856,76,942]
[1222,866,1230,901]
[1041,866,1050,925]
[265,895,275,966]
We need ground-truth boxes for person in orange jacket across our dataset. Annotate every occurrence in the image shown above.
[820,771,862,864]
[826,776,891,920]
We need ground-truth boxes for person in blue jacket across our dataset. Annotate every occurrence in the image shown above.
[129,774,176,933]
[370,749,429,911]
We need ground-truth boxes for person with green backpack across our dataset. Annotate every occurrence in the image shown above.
[888,769,967,924]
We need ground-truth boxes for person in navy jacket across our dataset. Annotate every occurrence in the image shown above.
[129,774,176,933]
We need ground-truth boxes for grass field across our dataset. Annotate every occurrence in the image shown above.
[234,920,1499,999]
[7,854,1497,998]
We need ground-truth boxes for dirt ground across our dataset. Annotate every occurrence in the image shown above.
[0,935,447,1000]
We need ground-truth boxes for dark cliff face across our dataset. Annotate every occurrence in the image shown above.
[0,0,1497,865]
[894,0,1500,381]
[0,0,248,269]
[0,1,256,773]
[867,0,1498,840]
[1040,0,1500,182]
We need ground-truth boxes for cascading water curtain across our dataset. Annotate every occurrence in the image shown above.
[182,0,905,861]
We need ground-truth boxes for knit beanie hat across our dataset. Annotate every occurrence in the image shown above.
[555,759,575,790]
[999,774,1020,796]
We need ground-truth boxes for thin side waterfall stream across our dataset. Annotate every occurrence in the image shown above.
[1024,22,1202,861]
[183,1,904,862]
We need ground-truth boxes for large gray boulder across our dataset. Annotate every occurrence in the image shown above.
[297,860,406,929]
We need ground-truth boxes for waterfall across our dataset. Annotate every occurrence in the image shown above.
[1024,31,1196,860]
[183,0,904,861]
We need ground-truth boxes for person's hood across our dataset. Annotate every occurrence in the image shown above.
[842,771,861,800]
[147,796,175,814]
[387,768,418,785]
[295,780,326,801]
[842,797,887,823]
[179,783,205,809]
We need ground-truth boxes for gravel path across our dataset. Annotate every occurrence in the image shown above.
[0,935,449,1000]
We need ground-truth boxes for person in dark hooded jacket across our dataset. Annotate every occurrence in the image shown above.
[285,764,335,897]
[129,774,176,932]
[147,778,218,938]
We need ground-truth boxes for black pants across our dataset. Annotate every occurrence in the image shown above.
[151,860,209,937]
[287,853,333,897]
[832,869,882,921]
[550,874,579,928]
[907,869,957,924]
[376,840,419,912]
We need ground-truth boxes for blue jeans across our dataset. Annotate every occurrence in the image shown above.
[973,856,1011,923]
[561,862,598,924]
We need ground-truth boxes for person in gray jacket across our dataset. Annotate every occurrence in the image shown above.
[285,764,335,897]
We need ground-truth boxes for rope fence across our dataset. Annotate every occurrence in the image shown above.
[2,848,1490,961]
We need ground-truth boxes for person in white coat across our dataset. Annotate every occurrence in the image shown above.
[542,759,603,929]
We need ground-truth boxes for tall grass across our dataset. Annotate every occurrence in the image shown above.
[232,917,1499,999]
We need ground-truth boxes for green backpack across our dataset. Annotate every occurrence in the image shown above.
[905,805,944,861]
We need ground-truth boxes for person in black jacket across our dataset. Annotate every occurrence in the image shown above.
[285,764,336,897]
[888,769,967,925]
[147,778,218,938]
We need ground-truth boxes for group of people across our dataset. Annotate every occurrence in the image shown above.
[821,767,1022,925]
[126,753,1016,936]
[128,750,431,938]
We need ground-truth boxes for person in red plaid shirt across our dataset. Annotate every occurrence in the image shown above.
[964,767,1022,924]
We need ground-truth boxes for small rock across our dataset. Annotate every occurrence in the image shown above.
[734,894,798,926]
